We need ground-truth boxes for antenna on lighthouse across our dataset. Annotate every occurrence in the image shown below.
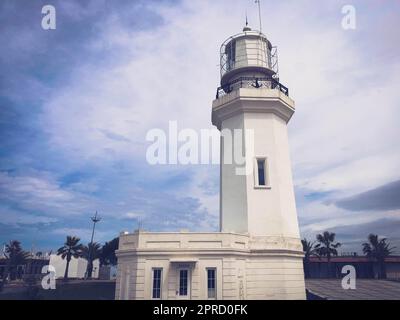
[243,10,251,32]
[255,0,262,33]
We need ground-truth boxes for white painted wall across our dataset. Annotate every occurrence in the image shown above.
[49,254,99,279]
[244,112,300,238]
[217,92,300,238]
[220,113,248,233]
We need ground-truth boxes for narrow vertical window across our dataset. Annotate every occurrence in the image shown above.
[255,157,270,188]
[152,268,162,299]
[257,159,266,186]
[225,40,236,72]
[207,268,216,299]
[179,269,188,296]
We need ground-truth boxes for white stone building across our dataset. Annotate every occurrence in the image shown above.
[115,25,306,300]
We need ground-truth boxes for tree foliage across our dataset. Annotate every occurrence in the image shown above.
[57,236,84,280]
[362,233,396,279]
[100,237,119,266]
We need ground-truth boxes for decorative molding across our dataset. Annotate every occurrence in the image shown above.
[212,88,295,130]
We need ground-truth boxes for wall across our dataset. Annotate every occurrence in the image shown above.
[49,255,99,279]
[220,113,248,233]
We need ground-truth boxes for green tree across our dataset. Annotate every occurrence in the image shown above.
[362,234,396,279]
[2,240,30,282]
[301,238,316,278]
[57,236,83,281]
[82,242,102,279]
[100,238,119,266]
[315,231,341,277]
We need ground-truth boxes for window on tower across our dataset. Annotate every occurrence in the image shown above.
[225,40,236,72]
[257,159,266,185]
[255,158,270,188]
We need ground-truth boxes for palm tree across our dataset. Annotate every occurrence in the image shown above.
[82,242,102,279]
[57,236,83,281]
[301,238,316,278]
[100,238,119,266]
[362,234,396,279]
[2,240,30,282]
[315,231,341,278]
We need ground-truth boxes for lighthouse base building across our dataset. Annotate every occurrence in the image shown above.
[116,25,306,300]
[116,231,305,300]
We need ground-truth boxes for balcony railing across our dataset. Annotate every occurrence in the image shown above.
[216,76,289,99]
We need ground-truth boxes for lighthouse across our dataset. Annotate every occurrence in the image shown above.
[115,24,306,300]
[213,26,301,240]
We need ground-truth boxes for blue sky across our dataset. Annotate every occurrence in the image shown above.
[1,0,399,254]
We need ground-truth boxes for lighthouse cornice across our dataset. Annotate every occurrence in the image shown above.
[211,87,295,130]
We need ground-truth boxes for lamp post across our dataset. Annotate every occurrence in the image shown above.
[85,211,101,280]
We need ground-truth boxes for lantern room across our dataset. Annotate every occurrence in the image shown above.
[220,25,279,87]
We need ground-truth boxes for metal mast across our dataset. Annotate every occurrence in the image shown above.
[85,211,101,279]
[255,0,262,33]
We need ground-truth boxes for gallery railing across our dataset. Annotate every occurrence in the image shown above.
[216,76,289,99]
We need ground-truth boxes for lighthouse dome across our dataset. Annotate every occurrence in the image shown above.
[220,26,278,87]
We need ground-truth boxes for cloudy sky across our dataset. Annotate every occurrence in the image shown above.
[0,0,399,254]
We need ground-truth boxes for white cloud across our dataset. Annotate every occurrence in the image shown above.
[51,227,109,243]
[40,1,250,163]
[0,206,58,226]
[291,63,400,195]
[296,152,400,196]
[0,171,94,216]
[123,212,145,220]
[40,1,400,178]
[170,166,219,230]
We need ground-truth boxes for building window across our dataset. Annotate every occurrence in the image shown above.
[179,269,188,296]
[225,40,236,72]
[257,159,266,186]
[255,158,270,188]
[152,268,162,299]
[207,268,216,299]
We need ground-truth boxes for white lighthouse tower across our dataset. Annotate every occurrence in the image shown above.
[209,25,306,299]
[115,24,306,300]
[213,26,300,240]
